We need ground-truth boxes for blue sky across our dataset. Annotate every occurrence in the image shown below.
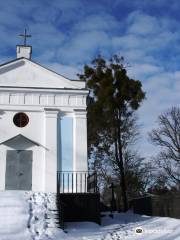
[0,0,179,158]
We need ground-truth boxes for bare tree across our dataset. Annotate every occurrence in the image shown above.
[149,106,180,186]
[90,111,151,201]
[123,150,153,199]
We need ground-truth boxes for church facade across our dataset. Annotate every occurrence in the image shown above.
[0,45,88,192]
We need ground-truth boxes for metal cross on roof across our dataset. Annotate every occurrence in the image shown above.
[19,29,31,46]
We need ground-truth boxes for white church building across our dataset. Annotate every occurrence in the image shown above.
[0,44,88,193]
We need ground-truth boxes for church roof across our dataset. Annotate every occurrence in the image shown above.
[0,57,86,91]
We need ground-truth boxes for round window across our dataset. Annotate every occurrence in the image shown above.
[13,112,29,128]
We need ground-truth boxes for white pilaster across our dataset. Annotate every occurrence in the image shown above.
[44,109,59,192]
[73,110,88,172]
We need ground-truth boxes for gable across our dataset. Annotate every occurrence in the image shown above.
[0,134,45,149]
[0,58,85,89]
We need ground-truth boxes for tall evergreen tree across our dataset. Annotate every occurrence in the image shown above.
[79,55,145,211]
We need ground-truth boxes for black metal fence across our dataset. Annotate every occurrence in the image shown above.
[57,171,98,193]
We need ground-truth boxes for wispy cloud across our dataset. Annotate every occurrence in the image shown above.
[0,0,179,158]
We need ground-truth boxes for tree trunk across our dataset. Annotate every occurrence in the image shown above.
[116,112,128,212]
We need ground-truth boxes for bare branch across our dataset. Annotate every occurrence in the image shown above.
[149,106,180,184]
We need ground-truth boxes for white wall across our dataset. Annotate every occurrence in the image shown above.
[0,109,45,191]
[0,110,45,144]
[0,91,88,192]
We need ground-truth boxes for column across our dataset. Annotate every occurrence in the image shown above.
[44,109,59,192]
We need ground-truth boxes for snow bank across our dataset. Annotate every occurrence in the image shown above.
[0,191,64,240]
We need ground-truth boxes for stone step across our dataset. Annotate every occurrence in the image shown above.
[47,222,61,228]
[46,217,59,221]
[46,211,59,216]
[47,211,59,215]
[46,214,59,218]
[47,225,62,229]
[47,208,58,211]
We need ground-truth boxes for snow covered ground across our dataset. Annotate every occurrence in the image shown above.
[0,191,180,240]
[64,212,180,240]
